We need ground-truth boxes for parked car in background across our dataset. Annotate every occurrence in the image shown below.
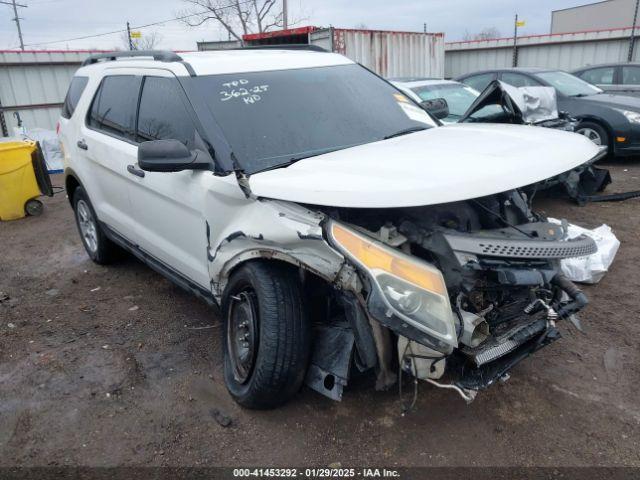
[456,68,640,157]
[60,49,601,409]
[392,77,609,202]
[391,79,480,123]
[572,63,640,97]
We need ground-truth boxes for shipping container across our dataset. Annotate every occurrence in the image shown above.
[242,26,445,79]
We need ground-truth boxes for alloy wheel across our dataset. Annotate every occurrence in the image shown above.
[76,199,98,253]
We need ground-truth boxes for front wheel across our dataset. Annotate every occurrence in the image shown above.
[576,121,610,154]
[222,261,311,409]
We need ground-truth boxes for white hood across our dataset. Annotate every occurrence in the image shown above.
[249,124,600,208]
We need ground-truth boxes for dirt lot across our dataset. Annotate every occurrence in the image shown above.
[1,164,639,468]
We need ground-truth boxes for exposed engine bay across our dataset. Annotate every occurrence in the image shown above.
[307,188,596,402]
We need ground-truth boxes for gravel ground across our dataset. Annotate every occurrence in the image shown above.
[1,164,639,468]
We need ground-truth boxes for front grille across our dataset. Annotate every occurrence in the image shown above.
[445,233,597,260]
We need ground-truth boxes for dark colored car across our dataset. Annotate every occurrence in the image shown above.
[572,62,640,97]
[455,67,640,157]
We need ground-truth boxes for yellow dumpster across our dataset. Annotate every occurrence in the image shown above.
[0,140,53,221]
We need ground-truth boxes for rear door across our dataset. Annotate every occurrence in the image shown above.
[126,70,211,288]
[575,66,617,93]
[77,71,142,241]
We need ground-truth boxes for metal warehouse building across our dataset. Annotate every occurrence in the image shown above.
[445,26,640,78]
[551,0,638,34]
[0,50,105,136]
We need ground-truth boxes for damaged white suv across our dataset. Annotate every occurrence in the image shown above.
[59,48,601,409]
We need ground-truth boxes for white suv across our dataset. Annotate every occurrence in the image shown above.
[59,49,601,409]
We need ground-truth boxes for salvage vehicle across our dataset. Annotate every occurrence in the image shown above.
[456,67,640,157]
[394,78,611,202]
[59,49,601,409]
[391,79,481,123]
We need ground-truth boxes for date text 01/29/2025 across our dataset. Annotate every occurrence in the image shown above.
[232,468,401,478]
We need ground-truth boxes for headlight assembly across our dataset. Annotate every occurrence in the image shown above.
[329,222,457,348]
[615,108,640,124]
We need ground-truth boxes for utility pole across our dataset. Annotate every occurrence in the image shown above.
[1,0,27,50]
[282,0,288,29]
[126,21,135,50]
[629,0,640,61]
[512,14,519,67]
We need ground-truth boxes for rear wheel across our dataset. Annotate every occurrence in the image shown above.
[576,121,609,154]
[72,187,118,264]
[222,261,310,409]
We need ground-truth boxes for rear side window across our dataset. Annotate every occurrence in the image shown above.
[500,72,541,88]
[88,75,140,140]
[579,67,615,85]
[461,73,495,92]
[61,76,88,119]
[136,77,197,147]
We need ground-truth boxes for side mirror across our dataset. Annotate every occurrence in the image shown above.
[138,139,210,172]
[420,98,450,120]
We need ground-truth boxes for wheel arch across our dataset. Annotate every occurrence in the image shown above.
[64,168,83,206]
[575,115,614,140]
[215,248,342,301]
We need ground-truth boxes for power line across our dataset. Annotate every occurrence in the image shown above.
[13,0,257,49]
[1,0,27,50]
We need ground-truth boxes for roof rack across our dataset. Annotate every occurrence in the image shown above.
[232,44,327,52]
[81,50,182,67]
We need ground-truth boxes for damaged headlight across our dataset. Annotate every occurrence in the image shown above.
[329,222,457,347]
[615,108,640,124]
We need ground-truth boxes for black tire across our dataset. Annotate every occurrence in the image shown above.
[576,121,610,155]
[222,261,310,409]
[72,186,118,265]
[25,199,43,216]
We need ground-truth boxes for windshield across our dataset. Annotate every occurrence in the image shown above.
[537,71,603,97]
[194,64,435,173]
[410,83,479,118]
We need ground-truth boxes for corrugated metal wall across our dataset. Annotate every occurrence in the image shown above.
[445,27,640,78]
[311,28,445,78]
[0,50,99,136]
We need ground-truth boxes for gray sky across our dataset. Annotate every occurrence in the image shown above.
[0,0,600,50]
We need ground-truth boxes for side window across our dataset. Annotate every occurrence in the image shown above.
[61,76,88,119]
[461,73,495,92]
[500,72,541,87]
[136,76,197,147]
[622,66,640,85]
[88,75,140,140]
[579,67,615,85]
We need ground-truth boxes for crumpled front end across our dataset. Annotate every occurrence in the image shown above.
[324,189,596,400]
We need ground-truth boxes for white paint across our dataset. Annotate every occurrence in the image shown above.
[180,50,353,76]
[250,123,601,208]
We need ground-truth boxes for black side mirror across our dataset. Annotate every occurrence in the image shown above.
[138,139,210,172]
[420,98,450,120]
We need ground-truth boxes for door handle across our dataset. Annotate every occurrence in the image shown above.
[77,140,88,150]
[127,164,145,178]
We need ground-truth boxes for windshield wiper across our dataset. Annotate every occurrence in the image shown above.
[383,126,428,140]
[570,93,593,98]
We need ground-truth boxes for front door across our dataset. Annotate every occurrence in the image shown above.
[125,70,211,289]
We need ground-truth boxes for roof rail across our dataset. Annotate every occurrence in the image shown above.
[81,50,182,67]
[232,44,327,52]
